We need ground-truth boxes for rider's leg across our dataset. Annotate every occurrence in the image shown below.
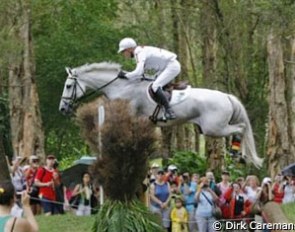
[152,59,181,119]
[154,87,176,120]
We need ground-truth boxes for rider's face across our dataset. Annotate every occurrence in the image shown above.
[122,48,133,58]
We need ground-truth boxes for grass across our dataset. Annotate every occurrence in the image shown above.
[281,202,295,223]
[36,213,95,232]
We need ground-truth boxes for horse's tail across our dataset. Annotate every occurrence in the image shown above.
[228,95,263,168]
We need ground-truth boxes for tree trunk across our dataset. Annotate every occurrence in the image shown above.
[8,0,45,159]
[289,38,295,161]
[200,0,225,171]
[0,136,11,181]
[266,33,290,178]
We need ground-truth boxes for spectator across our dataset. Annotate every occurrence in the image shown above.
[224,182,252,220]
[243,175,260,204]
[10,157,27,197]
[206,171,221,197]
[180,173,197,232]
[164,165,179,186]
[195,177,218,232]
[282,175,295,204]
[236,177,245,188]
[257,177,273,204]
[150,169,171,231]
[217,170,231,219]
[0,181,38,232]
[34,154,59,216]
[52,159,68,214]
[149,163,160,184]
[272,173,284,204]
[25,155,42,215]
[170,197,188,232]
[71,172,96,216]
[191,173,199,185]
[170,181,181,208]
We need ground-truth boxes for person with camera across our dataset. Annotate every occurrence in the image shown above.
[195,177,219,232]
[282,175,295,204]
[224,182,252,220]
[180,173,197,232]
[271,173,285,204]
[164,165,179,186]
[25,155,42,215]
[34,154,59,215]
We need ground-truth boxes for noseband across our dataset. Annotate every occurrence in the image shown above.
[61,77,85,106]
[61,75,120,106]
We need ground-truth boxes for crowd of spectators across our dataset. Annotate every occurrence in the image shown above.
[146,164,295,232]
[6,154,98,219]
[2,154,295,232]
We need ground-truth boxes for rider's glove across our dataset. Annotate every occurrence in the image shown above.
[118,70,127,79]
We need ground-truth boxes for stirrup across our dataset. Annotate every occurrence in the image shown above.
[165,108,176,120]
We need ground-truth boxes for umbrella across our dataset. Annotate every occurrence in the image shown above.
[281,162,295,176]
[61,156,97,187]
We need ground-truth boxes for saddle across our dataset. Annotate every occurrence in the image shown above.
[148,81,189,102]
[148,81,189,123]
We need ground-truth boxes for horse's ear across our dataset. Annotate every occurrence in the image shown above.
[65,67,72,76]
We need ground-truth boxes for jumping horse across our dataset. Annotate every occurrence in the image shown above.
[59,62,263,167]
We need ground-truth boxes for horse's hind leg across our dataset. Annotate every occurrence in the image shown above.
[218,122,246,137]
[201,122,246,137]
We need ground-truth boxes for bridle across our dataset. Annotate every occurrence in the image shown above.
[61,74,120,107]
[61,77,85,107]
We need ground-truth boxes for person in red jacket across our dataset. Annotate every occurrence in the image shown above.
[272,173,284,204]
[224,182,252,220]
[34,154,59,216]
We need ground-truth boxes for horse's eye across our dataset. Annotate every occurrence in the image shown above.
[66,85,71,89]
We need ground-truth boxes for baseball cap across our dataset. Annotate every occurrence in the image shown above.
[46,154,56,159]
[262,177,272,185]
[168,164,177,171]
[29,155,39,161]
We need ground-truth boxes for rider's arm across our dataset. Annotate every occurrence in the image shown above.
[125,48,146,79]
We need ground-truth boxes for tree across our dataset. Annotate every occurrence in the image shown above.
[266,33,291,177]
[0,0,45,159]
[200,0,225,171]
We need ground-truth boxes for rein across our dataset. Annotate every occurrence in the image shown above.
[62,75,120,105]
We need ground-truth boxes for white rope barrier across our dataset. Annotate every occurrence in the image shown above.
[27,196,259,224]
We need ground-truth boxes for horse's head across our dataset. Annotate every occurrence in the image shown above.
[59,67,86,115]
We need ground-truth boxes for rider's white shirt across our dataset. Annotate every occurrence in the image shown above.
[125,46,177,79]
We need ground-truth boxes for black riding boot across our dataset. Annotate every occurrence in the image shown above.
[154,87,176,120]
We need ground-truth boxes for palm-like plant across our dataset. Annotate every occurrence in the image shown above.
[77,99,164,232]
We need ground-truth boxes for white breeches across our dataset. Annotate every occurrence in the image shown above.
[151,59,181,92]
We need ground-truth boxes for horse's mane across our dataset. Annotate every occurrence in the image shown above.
[73,62,121,75]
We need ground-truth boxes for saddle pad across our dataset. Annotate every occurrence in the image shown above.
[170,86,191,105]
[147,84,191,106]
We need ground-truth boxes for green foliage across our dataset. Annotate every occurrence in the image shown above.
[93,200,164,232]
[31,0,122,157]
[222,154,248,181]
[282,202,295,223]
[168,151,207,175]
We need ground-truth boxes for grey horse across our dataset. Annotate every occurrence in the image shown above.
[59,62,263,167]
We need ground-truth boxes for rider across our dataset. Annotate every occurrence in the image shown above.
[117,37,181,120]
